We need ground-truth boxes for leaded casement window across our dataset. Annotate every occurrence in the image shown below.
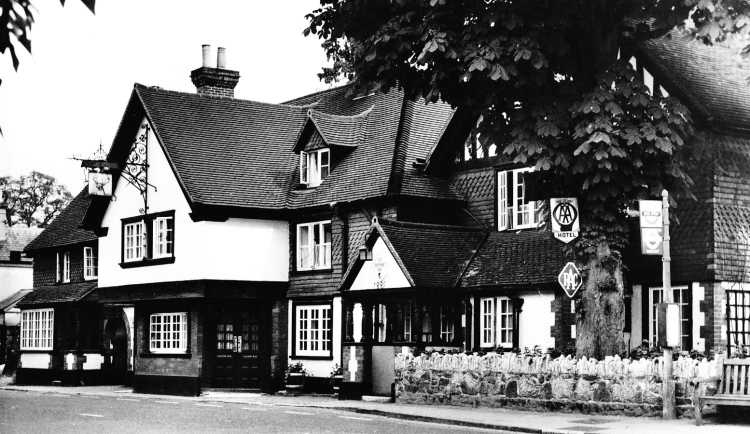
[295,304,332,357]
[649,286,691,350]
[296,221,332,270]
[727,290,750,356]
[124,221,146,262]
[62,252,70,283]
[479,297,514,348]
[20,309,54,350]
[153,216,174,258]
[497,167,541,231]
[121,211,176,266]
[84,247,98,280]
[300,148,330,187]
[440,304,455,343]
[149,312,188,353]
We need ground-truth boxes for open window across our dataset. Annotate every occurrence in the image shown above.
[120,211,175,267]
[497,167,541,231]
[296,221,332,270]
[300,148,330,188]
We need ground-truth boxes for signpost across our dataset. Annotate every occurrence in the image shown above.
[551,198,580,243]
[558,262,583,298]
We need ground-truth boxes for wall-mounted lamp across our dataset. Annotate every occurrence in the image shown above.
[358,245,373,261]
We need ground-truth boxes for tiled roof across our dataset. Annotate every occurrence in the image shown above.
[0,226,41,262]
[23,188,96,253]
[378,219,486,287]
[458,231,571,288]
[122,84,463,213]
[135,84,309,210]
[17,281,97,307]
[306,107,371,148]
[0,289,32,311]
[639,31,750,126]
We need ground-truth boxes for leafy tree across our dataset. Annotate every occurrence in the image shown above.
[0,0,95,133]
[0,171,72,228]
[305,0,750,358]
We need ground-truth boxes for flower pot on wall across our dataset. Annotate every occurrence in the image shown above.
[286,372,305,393]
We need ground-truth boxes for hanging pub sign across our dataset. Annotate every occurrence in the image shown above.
[551,197,579,243]
[558,262,583,298]
[639,200,663,255]
[88,172,113,197]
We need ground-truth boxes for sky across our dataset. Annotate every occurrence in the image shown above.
[0,0,332,193]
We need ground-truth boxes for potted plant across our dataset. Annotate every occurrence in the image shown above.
[285,362,306,393]
[329,364,344,394]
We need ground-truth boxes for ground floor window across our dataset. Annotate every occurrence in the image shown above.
[649,286,691,350]
[479,297,515,348]
[727,289,750,356]
[295,304,332,357]
[149,312,188,353]
[21,308,54,350]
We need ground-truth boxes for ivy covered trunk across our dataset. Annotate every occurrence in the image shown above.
[576,245,625,359]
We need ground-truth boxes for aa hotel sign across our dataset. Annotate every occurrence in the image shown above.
[551,198,579,243]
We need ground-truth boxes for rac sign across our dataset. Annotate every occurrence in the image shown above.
[558,262,583,298]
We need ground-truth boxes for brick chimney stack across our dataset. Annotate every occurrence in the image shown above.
[190,45,240,97]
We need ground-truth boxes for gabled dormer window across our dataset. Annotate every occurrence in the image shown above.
[497,167,541,231]
[300,148,330,188]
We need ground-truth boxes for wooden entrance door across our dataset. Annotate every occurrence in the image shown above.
[213,308,261,389]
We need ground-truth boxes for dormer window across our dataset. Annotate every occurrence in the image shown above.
[497,167,541,231]
[300,148,330,187]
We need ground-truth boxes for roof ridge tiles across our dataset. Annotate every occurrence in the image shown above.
[281,82,355,105]
[133,83,319,110]
[376,217,486,233]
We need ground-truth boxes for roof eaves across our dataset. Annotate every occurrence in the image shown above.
[134,84,197,210]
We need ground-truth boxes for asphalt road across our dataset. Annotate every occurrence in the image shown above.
[0,390,501,434]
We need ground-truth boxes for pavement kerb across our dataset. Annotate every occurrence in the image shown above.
[0,385,558,432]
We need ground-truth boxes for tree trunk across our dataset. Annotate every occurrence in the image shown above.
[576,244,625,359]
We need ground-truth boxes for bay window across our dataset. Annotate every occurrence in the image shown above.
[20,308,54,350]
[296,221,332,270]
[497,167,541,231]
[121,211,175,267]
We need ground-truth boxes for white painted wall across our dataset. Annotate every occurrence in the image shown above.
[98,118,289,288]
[20,353,50,369]
[0,263,33,302]
[287,297,342,378]
[350,238,410,291]
[83,354,105,370]
[631,284,643,347]
[517,290,555,350]
[123,307,135,371]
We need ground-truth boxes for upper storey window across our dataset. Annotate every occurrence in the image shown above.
[121,211,175,268]
[300,149,330,188]
[497,167,540,231]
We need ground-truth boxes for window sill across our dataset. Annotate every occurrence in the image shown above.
[20,349,53,352]
[139,351,191,359]
[120,257,175,269]
[83,276,98,281]
[291,268,333,276]
[290,355,334,360]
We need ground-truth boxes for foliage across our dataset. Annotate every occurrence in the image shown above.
[305,0,749,358]
[329,363,343,378]
[0,171,72,227]
[0,0,95,133]
[285,361,306,377]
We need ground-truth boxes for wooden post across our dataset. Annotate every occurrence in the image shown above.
[662,189,676,420]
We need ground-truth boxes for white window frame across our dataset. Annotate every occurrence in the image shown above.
[20,308,54,350]
[497,167,541,231]
[62,252,70,283]
[300,148,330,188]
[149,312,188,354]
[153,216,174,259]
[649,286,691,349]
[479,297,514,348]
[124,221,146,262]
[84,247,98,280]
[296,221,332,270]
[403,302,412,342]
[295,304,332,357]
[56,252,60,282]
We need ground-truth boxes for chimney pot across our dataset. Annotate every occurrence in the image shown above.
[202,44,211,68]
[217,47,227,69]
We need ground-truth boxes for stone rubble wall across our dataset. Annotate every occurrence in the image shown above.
[395,353,720,416]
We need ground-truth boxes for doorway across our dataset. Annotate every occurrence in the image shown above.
[212,307,261,389]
